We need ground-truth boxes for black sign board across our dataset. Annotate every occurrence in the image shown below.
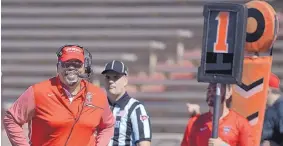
[197,3,247,84]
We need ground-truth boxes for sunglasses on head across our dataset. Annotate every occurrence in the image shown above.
[60,61,83,68]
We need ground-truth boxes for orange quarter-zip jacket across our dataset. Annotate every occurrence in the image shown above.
[3,76,115,146]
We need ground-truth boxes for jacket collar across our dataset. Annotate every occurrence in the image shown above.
[108,92,131,109]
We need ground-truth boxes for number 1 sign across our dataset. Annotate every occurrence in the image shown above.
[198,3,247,84]
[214,12,229,53]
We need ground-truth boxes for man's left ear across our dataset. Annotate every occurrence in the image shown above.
[56,62,59,73]
[124,76,128,86]
[225,85,233,100]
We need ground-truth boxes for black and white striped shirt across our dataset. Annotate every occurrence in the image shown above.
[108,93,152,146]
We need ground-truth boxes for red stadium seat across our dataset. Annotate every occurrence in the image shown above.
[149,72,166,80]
[178,60,194,67]
[183,49,201,60]
[140,85,165,92]
[156,59,175,68]
[164,60,195,79]
[169,72,195,80]
[128,72,148,81]
[137,71,148,78]
[127,85,138,93]
[127,75,138,80]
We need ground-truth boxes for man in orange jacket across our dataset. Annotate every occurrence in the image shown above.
[181,83,254,146]
[3,45,115,146]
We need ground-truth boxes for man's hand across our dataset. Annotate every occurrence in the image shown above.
[208,138,230,146]
[186,103,200,117]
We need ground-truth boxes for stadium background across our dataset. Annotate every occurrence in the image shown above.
[1,0,283,145]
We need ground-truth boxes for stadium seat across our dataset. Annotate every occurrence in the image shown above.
[127,72,148,81]
[169,72,195,80]
[140,85,165,93]
[178,60,193,67]
[126,85,138,93]
[164,60,195,79]
[139,72,166,92]
[137,71,149,78]
[149,72,166,80]
[183,49,201,59]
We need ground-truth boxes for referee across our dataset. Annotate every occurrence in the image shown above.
[101,60,152,146]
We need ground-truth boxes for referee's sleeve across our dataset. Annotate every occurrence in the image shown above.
[130,104,152,143]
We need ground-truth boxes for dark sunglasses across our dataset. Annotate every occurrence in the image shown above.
[60,61,83,68]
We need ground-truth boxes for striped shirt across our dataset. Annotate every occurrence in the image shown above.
[108,92,152,146]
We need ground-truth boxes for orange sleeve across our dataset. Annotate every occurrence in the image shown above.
[238,118,255,146]
[87,135,96,146]
[181,117,197,146]
[96,90,115,146]
[3,86,35,146]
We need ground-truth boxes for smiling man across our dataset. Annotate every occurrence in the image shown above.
[101,60,152,146]
[3,45,114,146]
[181,83,254,146]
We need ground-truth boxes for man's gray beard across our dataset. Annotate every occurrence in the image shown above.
[65,77,78,86]
[65,72,79,86]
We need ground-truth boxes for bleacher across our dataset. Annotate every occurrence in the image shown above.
[2,0,283,145]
